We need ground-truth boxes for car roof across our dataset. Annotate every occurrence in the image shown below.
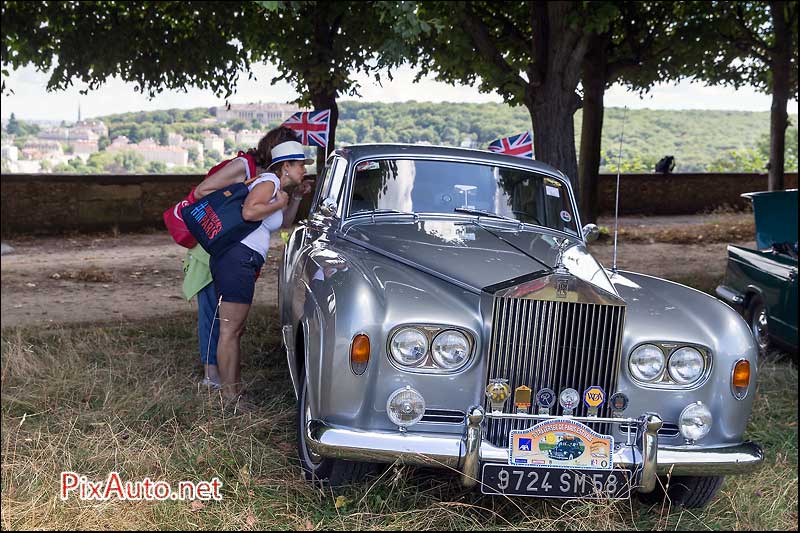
[333,143,570,182]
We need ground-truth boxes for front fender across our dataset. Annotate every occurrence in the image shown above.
[612,270,758,445]
[296,238,485,432]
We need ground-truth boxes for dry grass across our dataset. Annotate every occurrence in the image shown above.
[1,308,797,531]
[50,266,114,283]
[596,221,755,245]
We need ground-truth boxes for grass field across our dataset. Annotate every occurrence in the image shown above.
[1,307,797,530]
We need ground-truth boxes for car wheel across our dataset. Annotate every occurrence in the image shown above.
[639,475,725,509]
[297,372,381,487]
[747,297,770,355]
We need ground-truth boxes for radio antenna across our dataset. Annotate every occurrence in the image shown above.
[611,106,628,274]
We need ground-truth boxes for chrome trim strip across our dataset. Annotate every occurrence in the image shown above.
[656,441,764,475]
[716,285,745,305]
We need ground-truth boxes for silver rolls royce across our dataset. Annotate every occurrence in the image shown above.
[279,144,763,508]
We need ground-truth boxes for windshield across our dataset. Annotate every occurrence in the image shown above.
[348,159,578,235]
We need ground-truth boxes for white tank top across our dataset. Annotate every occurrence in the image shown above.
[240,173,283,259]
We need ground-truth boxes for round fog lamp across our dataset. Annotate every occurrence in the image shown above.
[679,401,713,442]
[387,386,426,428]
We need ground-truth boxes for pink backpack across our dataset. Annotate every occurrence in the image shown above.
[163,151,256,248]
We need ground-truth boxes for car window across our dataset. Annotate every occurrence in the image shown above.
[348,159,578,235]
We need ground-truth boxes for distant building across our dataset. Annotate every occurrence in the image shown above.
[136,138,188,167]
[70,140,99,156]
[21,139,63,160]
[107,137,188,167]
[68,127,99,142]
[235,129,264,147]
[167,132,184,146]
[2,145,19,161]
[181,139,204,162]
[202,133,225,155]
[74,119,108,138]
[218,128,236,142]
[9,159,42,173]
[109,136,131,147]
[38,128,70,141]
[215,102,303,125]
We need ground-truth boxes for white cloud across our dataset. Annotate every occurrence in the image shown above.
[1,62,797,121]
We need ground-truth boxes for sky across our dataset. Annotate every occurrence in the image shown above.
[1,62,798,122]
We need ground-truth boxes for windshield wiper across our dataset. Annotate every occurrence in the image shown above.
[454,207,519,225]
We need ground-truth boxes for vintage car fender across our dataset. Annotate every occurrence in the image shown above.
[611,270,758,445]
[286,236,487,429]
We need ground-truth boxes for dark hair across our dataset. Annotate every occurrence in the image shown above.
[246,126,299,170]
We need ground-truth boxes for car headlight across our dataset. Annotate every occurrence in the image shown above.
[668,347,705,384]
[629,344,665,382]
[386,386,426,428]
[679,402,713,441]
[389,327,428,366]
[431,330,470,369]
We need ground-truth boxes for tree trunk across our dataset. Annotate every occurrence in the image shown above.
[527,89,581,198]
[578,34,609,224]
[310,92,338,175]
[525,2,587,200]
[768,1,790,191]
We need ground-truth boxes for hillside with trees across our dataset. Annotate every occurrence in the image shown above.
[89,102,800,173]
[3,103,796,175]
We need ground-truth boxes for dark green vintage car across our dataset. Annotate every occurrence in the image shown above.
[716,189,798,353]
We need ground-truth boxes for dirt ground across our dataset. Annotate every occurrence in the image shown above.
[0,213,753,329]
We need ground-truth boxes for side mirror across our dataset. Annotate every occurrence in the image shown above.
[320,197,338,217]
[582,223,600,243]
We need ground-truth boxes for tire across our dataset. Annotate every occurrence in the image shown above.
[639,475,725,509]
[297,373,380,487]
[747,296,770,355]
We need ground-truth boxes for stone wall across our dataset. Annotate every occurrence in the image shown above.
[1,172,797,235]
[597,172,798,215]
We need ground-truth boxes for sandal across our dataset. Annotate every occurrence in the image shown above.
[199,377,222,390]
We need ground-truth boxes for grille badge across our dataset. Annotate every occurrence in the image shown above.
[513,386,532,414]
[559,388,580,416]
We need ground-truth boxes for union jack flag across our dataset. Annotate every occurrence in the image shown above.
[487,131,534,159]
[280,109,331,148]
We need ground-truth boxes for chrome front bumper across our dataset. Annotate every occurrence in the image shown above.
[307,406,764,493]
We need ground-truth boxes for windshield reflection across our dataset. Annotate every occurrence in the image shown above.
[349,159,578,235]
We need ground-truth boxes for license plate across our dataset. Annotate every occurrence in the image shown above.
[481,464,632,499]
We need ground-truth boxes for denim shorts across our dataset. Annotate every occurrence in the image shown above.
[209,243,265,304]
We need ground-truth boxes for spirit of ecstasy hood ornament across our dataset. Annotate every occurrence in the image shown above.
[554,237,572,275]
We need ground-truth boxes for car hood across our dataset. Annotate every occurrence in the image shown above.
[341,218,619,297]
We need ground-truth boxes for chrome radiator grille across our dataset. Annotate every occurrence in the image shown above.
[485,297,626,449]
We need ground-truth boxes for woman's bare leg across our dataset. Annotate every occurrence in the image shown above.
[216,301,251,399]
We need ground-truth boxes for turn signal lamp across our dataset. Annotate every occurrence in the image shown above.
[731,359,751,400]
[350,334,370,375]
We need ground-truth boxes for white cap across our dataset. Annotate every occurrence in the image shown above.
[270,140,314,165]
